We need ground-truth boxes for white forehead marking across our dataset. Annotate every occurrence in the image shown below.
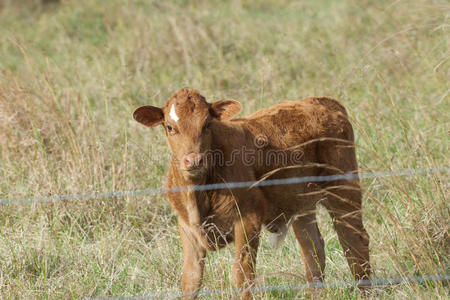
[169,104,179,122]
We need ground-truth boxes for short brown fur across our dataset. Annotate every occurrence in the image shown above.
[133,88,370,299]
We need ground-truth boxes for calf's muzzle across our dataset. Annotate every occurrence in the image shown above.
[182,153,205,171]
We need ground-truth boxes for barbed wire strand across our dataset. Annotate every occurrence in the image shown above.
[1,167,448,206]
[89,274,450,299]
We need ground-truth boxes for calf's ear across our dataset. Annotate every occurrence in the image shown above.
[210,100,242,120]
[133,106,164,127]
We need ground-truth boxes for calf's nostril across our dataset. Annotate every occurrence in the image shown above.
[183,157,193,168]
[196,155,204,166]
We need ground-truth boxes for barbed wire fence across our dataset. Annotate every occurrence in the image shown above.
[1,167,448,205]
[88,274,450,299]
[2,166,449,298]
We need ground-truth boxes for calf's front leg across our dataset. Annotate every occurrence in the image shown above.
[232,217,261,300]
[179,224,206,299]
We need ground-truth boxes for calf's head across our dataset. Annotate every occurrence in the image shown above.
[133,88,241,179]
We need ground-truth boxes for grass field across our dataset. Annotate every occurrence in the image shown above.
[0,0,448,298]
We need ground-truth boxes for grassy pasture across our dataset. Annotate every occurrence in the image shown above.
[0,0,448,298]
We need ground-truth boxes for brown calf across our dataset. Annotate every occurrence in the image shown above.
[133,88,370,299]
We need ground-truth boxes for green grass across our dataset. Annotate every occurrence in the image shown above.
[0,0,448,298]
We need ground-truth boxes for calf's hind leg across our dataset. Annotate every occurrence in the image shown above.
[292,209,326,283]
[317,134,371,281]
[323,179,371,281]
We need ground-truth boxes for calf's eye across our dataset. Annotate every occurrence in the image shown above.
[167,125,173,131]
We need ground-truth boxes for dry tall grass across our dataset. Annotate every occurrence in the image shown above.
[0,0,448,298]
